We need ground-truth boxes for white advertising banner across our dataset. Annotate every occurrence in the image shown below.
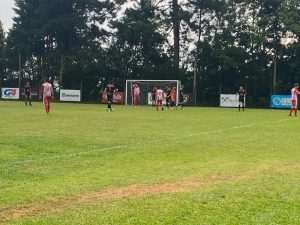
[220,94,242,107]
[60,89,81,102]
[1,88,20,100]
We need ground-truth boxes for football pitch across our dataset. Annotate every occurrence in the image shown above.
[1,101,300,225]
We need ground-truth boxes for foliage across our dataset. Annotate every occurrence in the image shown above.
[1,0,300,104]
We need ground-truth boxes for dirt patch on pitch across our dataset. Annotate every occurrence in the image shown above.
[77,175,233,202]
[0,176,235,223]
[1,164,299,223]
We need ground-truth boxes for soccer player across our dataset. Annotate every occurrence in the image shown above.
[237,86,246,111]
[289,83,300,117]
[178,87,184,110]
[151,87,157,106]
[24,81,32,106]
[156,87,164,111]
[166,87,171,109]
[40,79,54,114]
[105,83,115,112]
[132,83,141,106]
[170,87,177,108]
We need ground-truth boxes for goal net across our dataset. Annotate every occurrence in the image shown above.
[125,80,181,105]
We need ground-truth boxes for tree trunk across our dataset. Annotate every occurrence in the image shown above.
[272,53,277,94]
[39,56,44,80]
[59,54,65,88]
[18,53,22,91]
[193,62,197,105]
[196,7,202,105]
[172,0,180,74]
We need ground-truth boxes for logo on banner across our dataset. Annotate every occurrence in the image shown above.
[271,95,291,108]
[1,88,20,99]
[4,89,17,97]
[60,90,81,102]
[220,94,240,107]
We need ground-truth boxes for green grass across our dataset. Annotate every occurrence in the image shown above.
[1,101,300,225]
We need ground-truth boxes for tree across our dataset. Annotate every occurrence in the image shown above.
[6,0,118,91]
[5,0,300,105]
[172,0,180,72]
[111,0,172,82]
[0,20,6,87]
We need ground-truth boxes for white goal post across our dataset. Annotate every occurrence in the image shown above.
[125,80,181,105]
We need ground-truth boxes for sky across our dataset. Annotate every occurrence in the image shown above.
[0,0,15,32]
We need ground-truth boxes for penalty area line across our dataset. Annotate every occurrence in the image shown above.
[184,118,290,138]
[3,145,128,168]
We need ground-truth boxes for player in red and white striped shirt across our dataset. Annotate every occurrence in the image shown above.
[156,87,164,111]
[289,83,300,117]
[40,79,54,114]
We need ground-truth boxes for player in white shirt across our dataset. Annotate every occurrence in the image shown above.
[289,83,300,117]
[155,87,164,111]
[40,79,54,114]
[132,83,141,106]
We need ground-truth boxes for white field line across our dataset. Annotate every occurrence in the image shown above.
[1,145,127,167]
[185,118,290,138]
[1,118,291,168]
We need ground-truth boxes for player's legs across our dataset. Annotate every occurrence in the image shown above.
[47,97,51,113]
[27,94,32,106]
[43,96,47,113]
[171,101,176,109]
[289,108,295,116]
[25,94,28,106]
[107,96,113,112]
[179,98,184,110]
[133,95,140,106]
[238,99,245,111]
[289,104,293,116]
[47,96,51,113]
[290,100,297,116]
[43,96,50,113]
[156,100,162,111]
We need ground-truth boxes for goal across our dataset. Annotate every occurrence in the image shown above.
[125,80,181,105]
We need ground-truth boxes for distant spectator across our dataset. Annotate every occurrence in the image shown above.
[105,83,115,112]
[24,81,32,106]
